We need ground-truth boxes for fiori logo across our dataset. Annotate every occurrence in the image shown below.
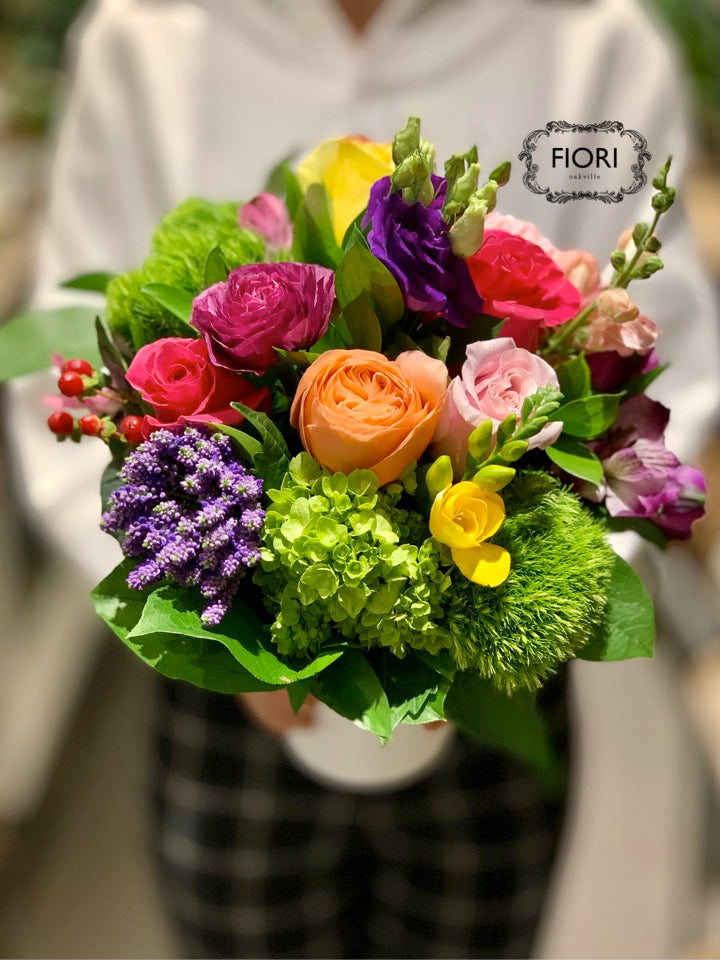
[551,146,618,169]
[519,121,650,202]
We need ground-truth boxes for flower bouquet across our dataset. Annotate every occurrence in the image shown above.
[1,118,706,778]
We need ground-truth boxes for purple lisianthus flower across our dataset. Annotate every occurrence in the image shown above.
[192,262,335,375]
[588,393,706,540]
[362,175,484,328]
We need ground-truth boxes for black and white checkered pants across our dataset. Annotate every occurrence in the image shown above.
[149,676,569,959]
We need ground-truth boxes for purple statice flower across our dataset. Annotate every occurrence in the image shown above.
[586,394,706,541]
[362,175,484,328]
[102,426,264,625]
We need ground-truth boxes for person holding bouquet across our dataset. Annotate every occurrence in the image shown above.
[6,0,719,957]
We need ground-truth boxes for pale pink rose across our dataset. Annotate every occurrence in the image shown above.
[432,337,562,475]
[484,212,558,257]
[584,289,661,356]
[552,249,602,299]
[238,193,293,251]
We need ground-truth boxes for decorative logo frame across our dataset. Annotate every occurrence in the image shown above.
[519,121,651,203]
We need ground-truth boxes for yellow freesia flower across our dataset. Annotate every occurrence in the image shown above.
[296,135,393,244]
[429,482,511,587]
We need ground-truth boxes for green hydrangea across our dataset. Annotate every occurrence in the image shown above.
[445,470,615,692]
[105,197,265,350]
[255,454,452,658]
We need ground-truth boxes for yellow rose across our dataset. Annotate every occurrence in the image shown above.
[429,482,511,587]
[296,135,394,244]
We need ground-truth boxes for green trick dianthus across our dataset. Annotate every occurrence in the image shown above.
[105,197,265,350]
[445,470,615,692]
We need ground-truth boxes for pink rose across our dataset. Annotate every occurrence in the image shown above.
[191,262,335,375]
[584,289,661,356]
[237,193,293,251]
[485,213,601,302]
[433,337,562,475]
[126,337,269,434]
[466,231,582,351]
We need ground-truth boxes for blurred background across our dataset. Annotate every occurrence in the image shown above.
[0,0,719,957]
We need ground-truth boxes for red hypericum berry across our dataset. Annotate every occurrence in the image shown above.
[79,414,102,436]
[62,358,93,377]
[47,411,75,436]
[58,371,84,397]
[120,415,144,444]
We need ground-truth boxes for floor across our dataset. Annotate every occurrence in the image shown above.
[0,636,177,959]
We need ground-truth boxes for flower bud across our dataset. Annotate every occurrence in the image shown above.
[426,455,454,499]
[392,117,421,165]
[489,161,511,187]
[472,464,515,492]
[467,419,494,460]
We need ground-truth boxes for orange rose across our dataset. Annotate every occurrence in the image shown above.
[290,349,447,486]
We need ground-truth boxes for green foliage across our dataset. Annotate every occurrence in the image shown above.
[0,306,100,381]
[444,471,615,691]
[255,453,452,659]
[578,553,655,661]
[545,435,604,485]
[445,672,564,788]
[92,559,345,693]
[104,197,265,350]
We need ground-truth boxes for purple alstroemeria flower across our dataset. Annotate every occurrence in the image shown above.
[362,175,484,328]
[589,393,706,540]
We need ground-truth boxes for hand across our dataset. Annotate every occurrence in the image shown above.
[237,689,317,735]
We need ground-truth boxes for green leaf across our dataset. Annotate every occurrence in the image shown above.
[545,436,604,485]
[141,283,196,326]
[91,561,275,693]
[341,292,383,352]
[203,246,229,287]
[341,215,370,251]
[262,152,298,198]
[445,672,563,788]
[0,306,100,381]
[95,316,131,391]
[622,363,668,397]
[370,649,448,728]
[127,583,344,685]
[61,272,116,294]
[100,460,124,515]
[556,354,591,401]
[334,241,405,331]
[211,422,263,462]
[603,515,667,548]
[287,678,312,714]
[283,164,303,219]
[230,403,291,491]
[578,552,655,661]
[291,183,342,269]
[553,393,621,439]
[312,648,393,740]
[415,648,457,682]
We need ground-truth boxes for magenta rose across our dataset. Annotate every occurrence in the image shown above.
[191,262,335,374]
[432,337,562,475]
[466,230,582,351]
[126,337,269,435]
